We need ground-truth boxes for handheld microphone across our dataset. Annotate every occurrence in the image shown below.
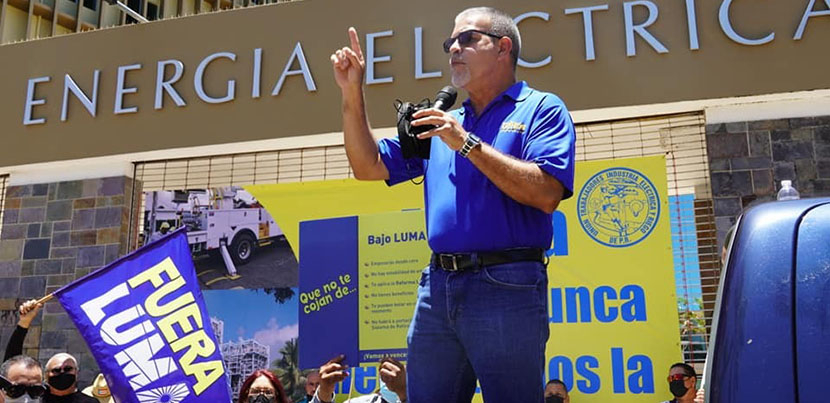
[433,86,458,111]
[397,86,459,160]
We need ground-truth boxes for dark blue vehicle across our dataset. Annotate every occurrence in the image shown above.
[705,197,830,402]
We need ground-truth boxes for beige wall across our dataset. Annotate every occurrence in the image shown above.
[100,3,122,29]
[182,0,196,16]
[1,0,829,167]
[163,0,178,19]
[34,15,51,39]
[54,23,71,36]
[2,5,27,43]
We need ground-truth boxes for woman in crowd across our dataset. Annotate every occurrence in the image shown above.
[662,363,699,403]
[238,370,288,403]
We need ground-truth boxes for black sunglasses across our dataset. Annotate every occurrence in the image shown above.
[48,365,76,375]
[2,383,48,399]
[443,29,503,53]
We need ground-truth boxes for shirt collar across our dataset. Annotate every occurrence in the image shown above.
[460,81,531,115]
[503,80,532,101]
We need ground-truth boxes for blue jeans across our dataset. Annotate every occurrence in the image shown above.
[406,260,549,403]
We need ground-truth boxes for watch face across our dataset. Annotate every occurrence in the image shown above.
[460,133,480,157]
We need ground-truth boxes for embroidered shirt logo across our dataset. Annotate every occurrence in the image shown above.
[500,121,526,134]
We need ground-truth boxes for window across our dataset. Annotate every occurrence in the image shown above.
[125,0,143,23]
[147,1,159,20]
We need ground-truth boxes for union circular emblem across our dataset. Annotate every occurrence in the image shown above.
[577,167,660,247]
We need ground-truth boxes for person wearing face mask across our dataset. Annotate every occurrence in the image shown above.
[543,379,569,403]
[42,354,95,403]
[1,355,47,403]
[661,363,697,403]
[297,371,321,403]
[238,369,288,403]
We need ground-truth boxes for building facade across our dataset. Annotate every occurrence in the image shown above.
[0,0,829,386]
[221,339,270,401]
[0,0,296,45]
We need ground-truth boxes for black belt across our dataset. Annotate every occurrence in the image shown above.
[431,248,546,272]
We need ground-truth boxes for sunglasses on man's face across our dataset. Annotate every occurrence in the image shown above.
[667,373,692,382]
[443,29,503,53]
[48,365,76,375]
[2,383,48,399]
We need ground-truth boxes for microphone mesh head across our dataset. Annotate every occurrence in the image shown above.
[435,86,458,110]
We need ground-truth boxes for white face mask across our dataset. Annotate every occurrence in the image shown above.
[5,393,42,403]
[378,382,399,403]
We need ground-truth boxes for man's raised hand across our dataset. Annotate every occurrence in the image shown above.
[18,299,42,329]
[331,27,365,93]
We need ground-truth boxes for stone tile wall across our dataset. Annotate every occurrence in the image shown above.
[0,176,138,383]
[706,115,830,247]
[691,116,830,330]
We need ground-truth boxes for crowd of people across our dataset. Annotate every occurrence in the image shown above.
[228,357,705,403]
[1,300,100,403]
[0,299,707,403]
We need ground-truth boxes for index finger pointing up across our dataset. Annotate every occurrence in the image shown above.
[348,27,363,60]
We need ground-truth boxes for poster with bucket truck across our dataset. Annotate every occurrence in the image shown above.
[143,186,298,290]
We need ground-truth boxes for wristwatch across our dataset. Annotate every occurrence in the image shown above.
[459,132,481,158]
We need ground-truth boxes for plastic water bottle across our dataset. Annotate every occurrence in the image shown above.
[777,180,800,201]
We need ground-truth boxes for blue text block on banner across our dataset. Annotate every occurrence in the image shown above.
[298,216,359,369]
[54,228,232,403]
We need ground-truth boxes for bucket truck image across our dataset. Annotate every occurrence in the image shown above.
[144,186,283,276]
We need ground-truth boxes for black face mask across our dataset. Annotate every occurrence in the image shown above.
[545,396,564,403]
[670,379,688,397]
[47,373,75,391]
[247,394,273,403]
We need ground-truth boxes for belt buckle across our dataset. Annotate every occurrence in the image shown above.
[440,254,459,271]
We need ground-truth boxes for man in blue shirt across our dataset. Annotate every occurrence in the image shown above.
[330,6,575,403]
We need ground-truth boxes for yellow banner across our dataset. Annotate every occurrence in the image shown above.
[545,155,681,401]
[247,155,681,402]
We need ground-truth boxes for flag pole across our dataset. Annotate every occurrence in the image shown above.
[35,294,54,305]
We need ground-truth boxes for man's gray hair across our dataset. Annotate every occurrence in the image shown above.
[456,7,521,68]
[303,370,320,385]
[45,353,77,370]
[1,355,42,377]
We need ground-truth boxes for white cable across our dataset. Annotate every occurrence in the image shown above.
[109,0,150,23]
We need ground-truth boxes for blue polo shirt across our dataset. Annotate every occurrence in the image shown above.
[378,81,575,253]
